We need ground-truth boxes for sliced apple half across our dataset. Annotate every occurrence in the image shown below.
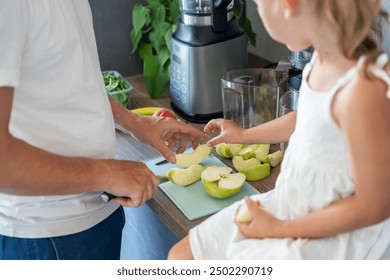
[254,144,270,161]
[261,150,283,167]
[201,166,246,199]
[166,164,204,186]
[175,144,211,168]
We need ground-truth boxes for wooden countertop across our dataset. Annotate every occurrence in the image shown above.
[116,55,280,239]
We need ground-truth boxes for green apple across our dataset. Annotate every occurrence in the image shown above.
[229,144,244,156]
[238,144,258,160]
[175,144,211,168]
[261,150,283,167]
[232,156,261,171]
[254,144,270,161]
[215,143,245,158]
[215,143,233,158]
[239,163,270,181]
[232,155,270,181]
[201,166,246,199]
[235,205,252,222]
[166,164,204,186]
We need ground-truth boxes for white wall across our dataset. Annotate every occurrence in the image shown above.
[247,1,390,62]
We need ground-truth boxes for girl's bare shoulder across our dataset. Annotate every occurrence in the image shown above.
[334,70,390,127]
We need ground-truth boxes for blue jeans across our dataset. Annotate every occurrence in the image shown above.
[0,206,125,260]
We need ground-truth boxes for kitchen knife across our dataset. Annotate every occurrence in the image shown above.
[100,174,169,203]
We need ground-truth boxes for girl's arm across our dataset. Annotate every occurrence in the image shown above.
[237,73,390,239]
[204,111,297,146]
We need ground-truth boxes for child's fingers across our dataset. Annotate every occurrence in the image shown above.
[206,135,226,147]
[203,119,224,133]
[245,196,261,210]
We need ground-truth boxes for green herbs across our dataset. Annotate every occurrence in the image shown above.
[103,71,131,107]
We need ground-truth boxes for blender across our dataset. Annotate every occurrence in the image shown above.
[170,0,248,123]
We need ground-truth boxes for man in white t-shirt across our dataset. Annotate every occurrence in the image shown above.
[0,0,207,259]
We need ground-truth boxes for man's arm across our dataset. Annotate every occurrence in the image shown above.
[0,87,158,207]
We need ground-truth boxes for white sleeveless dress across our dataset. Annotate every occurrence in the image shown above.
[189,54,390,259]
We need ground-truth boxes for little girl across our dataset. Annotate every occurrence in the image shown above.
[168,0,390,259]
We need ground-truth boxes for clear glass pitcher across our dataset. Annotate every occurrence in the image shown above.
[221,68,288,129]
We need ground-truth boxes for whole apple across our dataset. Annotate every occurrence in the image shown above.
[152,108,177,119]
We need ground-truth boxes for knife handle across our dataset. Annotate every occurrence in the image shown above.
[101,174,167,203]
[101,192,116,203]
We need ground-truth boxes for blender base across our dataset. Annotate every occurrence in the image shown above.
[171,102,223,124]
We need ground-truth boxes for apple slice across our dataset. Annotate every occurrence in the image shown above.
[232,156,261,171]
[240,164,270,181]
[201,166,246,199]
[254,144,270,161]
[232,156,270,181]
[215,143,233,158]
[216,143,245,158]
[261,150,283,167]
[166,164,204,186]
[238,144,259,160]
[175,144,211,168]
[229,144,244,156]
[235,205,252,222]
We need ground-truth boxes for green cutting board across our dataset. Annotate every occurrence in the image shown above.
[144,152,259,221]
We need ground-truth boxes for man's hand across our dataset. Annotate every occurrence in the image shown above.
[102,160,160,208]
[128,115,209,164]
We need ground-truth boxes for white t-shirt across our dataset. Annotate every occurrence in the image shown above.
[0,0,119,238]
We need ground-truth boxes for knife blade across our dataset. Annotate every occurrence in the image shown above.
[100,174,169,203]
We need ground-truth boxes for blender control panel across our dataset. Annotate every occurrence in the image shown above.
[170,41,190,110]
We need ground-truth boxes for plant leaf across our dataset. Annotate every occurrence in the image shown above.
[234,10,256,47]
[139,43,153,60]
[132,4,150,33]
[157,47,170,66]
[169,0,180,24]
[151,3,165,29]
[162,22,175,52]
[130,29,142,55]
[143,54,169,98]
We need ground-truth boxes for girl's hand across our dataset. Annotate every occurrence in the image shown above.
[204,118,244,146]
[235,197,282,239]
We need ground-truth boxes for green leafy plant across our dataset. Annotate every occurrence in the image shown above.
[130,0,256,99]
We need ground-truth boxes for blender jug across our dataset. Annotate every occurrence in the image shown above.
[179,0,234,31]
[170,0,248,123]
[221,69,288,129]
